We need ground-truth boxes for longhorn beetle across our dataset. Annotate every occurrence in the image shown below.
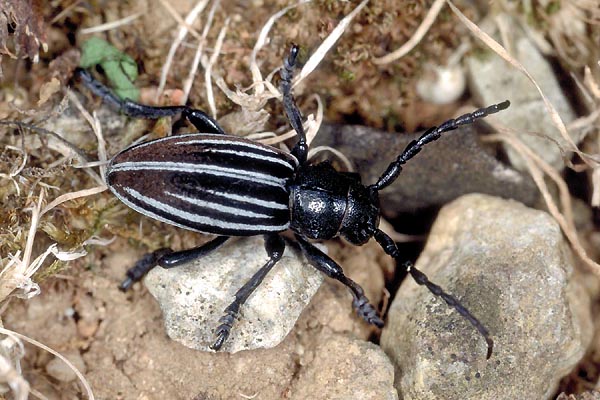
[78,45,508,357]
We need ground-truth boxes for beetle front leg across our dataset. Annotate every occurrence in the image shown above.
[119,236,230,291]
[295,235,384,328]
[211,234,286,351]
[374,229,493,359]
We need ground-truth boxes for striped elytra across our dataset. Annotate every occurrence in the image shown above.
[106,133,299,236]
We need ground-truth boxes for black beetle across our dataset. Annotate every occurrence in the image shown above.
[78,45,508,356]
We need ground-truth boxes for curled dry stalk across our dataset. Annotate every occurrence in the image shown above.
[0,95,109,400]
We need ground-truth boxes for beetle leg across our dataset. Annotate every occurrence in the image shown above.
[119,247,173,291]
[374,229,494,359]
[158,236,230,268]
[295,235,384,328]
[370,100,510,191]
[118,236,229,291]
[211,234,285,351]
[280,45,308,165]
[181,108,226,134]
[75,68,225,134]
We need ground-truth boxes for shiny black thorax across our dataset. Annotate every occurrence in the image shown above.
[288,162,380,245]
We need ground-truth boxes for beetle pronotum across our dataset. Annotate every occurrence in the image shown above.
[78,45,509,357]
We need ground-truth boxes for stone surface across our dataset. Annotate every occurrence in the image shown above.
[467,14,578,171]
[144,236,324,353]
[557,392,600,400]
[45,351,87,383]
[313,123,537,216]
[290,333,398,400]
[4,238,389,399]
[381,194,593,400]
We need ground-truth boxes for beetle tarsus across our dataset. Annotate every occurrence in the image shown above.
[295,235,383,328]
[211,311,236,351]
[353,295,384,328]
[76,68,224,134]
[119,249,172,291]
[119,277,134,292]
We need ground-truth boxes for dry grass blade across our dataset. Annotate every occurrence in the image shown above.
[296,0,368,85]
[372,0,446,64]
[182,0,221,104]
[446,0,600,167]
[66,90,107,181]
[486,131,600,276]
[0,328,94,400]
[0,353,29,400]
[249,0,310,95]
[205,18,229,118]
[155,0,209,101]
[41,186,107,217]
[80,12,143,34]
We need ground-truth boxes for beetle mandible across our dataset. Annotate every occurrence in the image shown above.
[78,45,509,357]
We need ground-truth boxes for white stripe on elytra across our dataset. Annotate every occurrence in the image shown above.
[178,145,295,170]
[202,189,288,210]
[109,161,286,187]
[127,134,299,167]
[120,187,289,232]
[120,133,221,153]
[166,191,273,219]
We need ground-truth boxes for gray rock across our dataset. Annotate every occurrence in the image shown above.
[313,123,537,217]
[467,15,578,171]
[144,236,324,353]
[381,194,592,400]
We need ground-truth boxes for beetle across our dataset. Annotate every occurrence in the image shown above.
[78,45,508,357]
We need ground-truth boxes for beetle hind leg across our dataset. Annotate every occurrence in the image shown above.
[211,234,286,351]
[119,248,173,291]
[76,68,226,134]
[119,236,229,291]
[294,235,384,328]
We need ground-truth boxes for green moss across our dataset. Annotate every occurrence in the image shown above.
[545,1,561,15]
[340,69,356,82]
[80,37,140,101]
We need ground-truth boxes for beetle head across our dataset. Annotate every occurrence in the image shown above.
[340,184,380,245]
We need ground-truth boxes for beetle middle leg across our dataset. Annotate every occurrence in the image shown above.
[295,235,384,328]
[211,234,286,350]
[119,236,230,291]
[280,45,308,164]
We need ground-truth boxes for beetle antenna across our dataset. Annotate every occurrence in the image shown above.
[369,101,510,192]
[280,44,308,164]
[374,229,493,359]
